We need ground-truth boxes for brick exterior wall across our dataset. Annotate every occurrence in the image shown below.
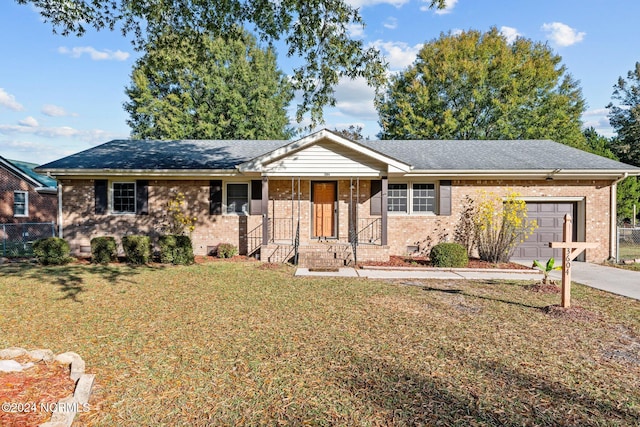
[387,179,612,262]
[0,168,57,224]
[60,179,262,256]
[59,177,613,262]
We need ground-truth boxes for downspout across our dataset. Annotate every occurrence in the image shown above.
[57,182,63,239]
[610,173,628,262]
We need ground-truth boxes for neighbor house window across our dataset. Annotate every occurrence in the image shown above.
[112,182,136,213]
[412,183,435,213]
[226,183,248,214]
[13,191,28,217]
[388,184,408,213]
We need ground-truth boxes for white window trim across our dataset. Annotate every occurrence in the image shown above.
[110,181,137,215]
[13,191,28,217]
[224,182,250,216]
[387,181,438,216]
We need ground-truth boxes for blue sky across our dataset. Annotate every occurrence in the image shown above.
[1,0,639,164]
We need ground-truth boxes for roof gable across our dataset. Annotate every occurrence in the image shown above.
[238,129,411,174]
[1,156,56,188]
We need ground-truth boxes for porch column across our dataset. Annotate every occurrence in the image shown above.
[381,176,388,245]
[262,176,269,245]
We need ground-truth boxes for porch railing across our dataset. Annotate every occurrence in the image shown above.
[293,221,300,265]
[246,218,296,257]
[247,223,263,256]
[356,217,382,245]
[270,217,294,243]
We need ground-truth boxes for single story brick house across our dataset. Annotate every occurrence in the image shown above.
[1,155,57,224]
[36,129,640,266]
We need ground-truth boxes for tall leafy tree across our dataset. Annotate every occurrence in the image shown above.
[377,28,586,148]
[333,125,365,141]
[16,0,446,126]
[124,28,293,140]
[607,62,640,167]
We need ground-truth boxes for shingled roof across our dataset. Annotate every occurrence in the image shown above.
[37,139,288,170]
[36,133,639,174]
[359,139,638,171]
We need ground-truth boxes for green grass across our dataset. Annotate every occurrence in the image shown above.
[1,260,639,426]
[619,243,640,260]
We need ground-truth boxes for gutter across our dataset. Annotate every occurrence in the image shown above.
[58,183,63,239]
[35,168,239,178]
[34,186,57,195]
[611,173,629,262]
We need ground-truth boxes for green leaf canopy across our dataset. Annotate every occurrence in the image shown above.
[377,27,586,148]
[124,28,294,140]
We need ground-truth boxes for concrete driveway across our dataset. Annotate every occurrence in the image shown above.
[548,262,640,301]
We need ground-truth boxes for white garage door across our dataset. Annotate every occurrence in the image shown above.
[512,202,577,260]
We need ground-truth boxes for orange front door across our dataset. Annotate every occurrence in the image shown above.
[313,182,335,238]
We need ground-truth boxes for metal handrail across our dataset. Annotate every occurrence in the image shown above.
[357,218,382,245]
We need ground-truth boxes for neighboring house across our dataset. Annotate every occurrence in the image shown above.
[36,129,640,265]
[0,155,57,224]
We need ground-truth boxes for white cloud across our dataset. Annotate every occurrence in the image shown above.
[383,17,398,30]
[58,46,130,61]
[41,104,76,117]
[451,28,463,37]
[0,88,24,111]
[346,0,409,8]
[582,108,614,138]
[500,26,521,44]
[541,22,586,47]
[0,123,123,143]
[347,23,365,38]
[18,116,39,127]
[333,77,378,121]
[371,40,423,71]
[423,0,458,14]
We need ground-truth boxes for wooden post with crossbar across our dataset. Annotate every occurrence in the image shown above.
[549,214,598,308]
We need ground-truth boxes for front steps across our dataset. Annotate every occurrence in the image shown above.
[260,242,390,267]
[261,243,352,268]
[298,243,353,270]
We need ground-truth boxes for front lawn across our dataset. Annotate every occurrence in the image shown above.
[1,260,639,425]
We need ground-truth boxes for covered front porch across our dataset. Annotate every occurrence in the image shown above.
[246,177,390,268]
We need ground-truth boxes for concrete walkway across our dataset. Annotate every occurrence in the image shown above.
[294,267,543,281]
[295,262,640,301]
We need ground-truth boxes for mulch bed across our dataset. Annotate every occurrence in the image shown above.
[362,255,532,270]
[0,357,76,427]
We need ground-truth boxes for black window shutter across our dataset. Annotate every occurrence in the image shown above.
[439,180,452,216]
[370,180,382,215]
[95,180,107,215]
[250,180,263,215]
[136,180,149,215]
[210,180,222,215]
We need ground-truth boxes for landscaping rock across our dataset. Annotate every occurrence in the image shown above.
[0,359,34,372]
[0,346,27,358]
[54,351,81,365]
[28,348,55,362]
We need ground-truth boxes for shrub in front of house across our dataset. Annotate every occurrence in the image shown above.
[159,235,195,265]
[430,242,469,268]
[216,243,238,258]
[91,236,117,264]
[32,237,73,265]
[122,235,152,265]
